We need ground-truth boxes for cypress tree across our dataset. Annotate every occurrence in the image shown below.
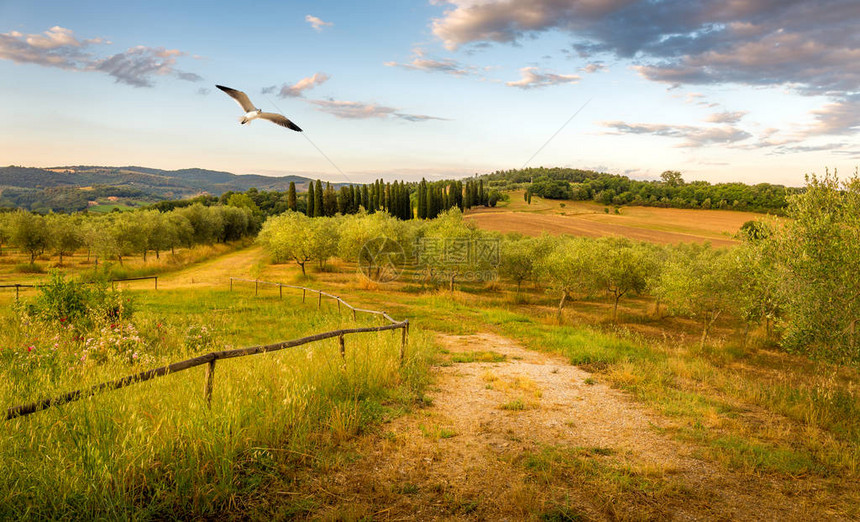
[287,182,297,211]
[314,180,324,217]
[362,184,370,211]
[307,182,315,216]
[479,179,485,206]
[337,186,348,214]
[423,182,432,219]
[417,179,427,218]
[323,182,337,216]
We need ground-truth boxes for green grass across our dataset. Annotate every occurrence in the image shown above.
[0,287,435,519]
[517,445,692,519]
[419,424,458,440]
[500,397,536,411]
[486,311,859,478]
[450,351,507,363]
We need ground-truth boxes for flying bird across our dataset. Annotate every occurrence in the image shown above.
[215,85,302,132]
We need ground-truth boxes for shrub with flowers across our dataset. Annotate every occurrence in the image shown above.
[82,322,152,365]
[10,272,149,372]
[183,324,218,353]
[19,272,133,327]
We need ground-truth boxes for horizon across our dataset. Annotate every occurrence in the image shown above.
[1,1,858,187]
[4,163,812,189]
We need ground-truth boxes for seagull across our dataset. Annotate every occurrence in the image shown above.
[215,85,302,132]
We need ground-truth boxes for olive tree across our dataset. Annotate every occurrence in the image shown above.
[166,212,194,251]
[258,211,316,276]
[731,224,781,344]
[338,212,407,262]
[537,236,595,321]
[658,243,736,348]
[420,209,490,292]
[500,237,536,294]
[590,237,654,322]
[774,170,860,361]
[0,212,11,256]
[46,213,83,265]
[10,210,49,264]
[310,216,340,269]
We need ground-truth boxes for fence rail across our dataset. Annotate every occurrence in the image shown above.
[5,278,408,421]
[229,277,399,323]
[0,276,159,299]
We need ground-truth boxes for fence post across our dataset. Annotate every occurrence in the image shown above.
[255,280,258,296]
[352,308,356,321]
[204,359,216,407]
[337,298,341,313]
[318,291,322,309]
[154,277,158,290]
[279,284,283,299]
[302,288,306,303]
[15,284,19,301]
[230,278,233,292]
[339,334,346,359]
[400,321,409,366]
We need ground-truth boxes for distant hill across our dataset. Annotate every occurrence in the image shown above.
[0,165,325,212]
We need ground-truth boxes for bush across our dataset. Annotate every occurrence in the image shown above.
[22,272,133,326]
[14,262,45,273]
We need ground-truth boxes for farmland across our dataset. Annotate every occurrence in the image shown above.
[1,177,859,520]
[465,190,776,246]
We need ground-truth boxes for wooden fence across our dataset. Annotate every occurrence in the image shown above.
[229,277,399,323]
[4,278,408,420]
[0,276,159,300]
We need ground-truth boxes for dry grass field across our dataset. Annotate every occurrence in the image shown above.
[465,190,780,246]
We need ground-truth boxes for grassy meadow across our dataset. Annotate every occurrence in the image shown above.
[465,190,778,246]
[0,256,433,518]
[1,194,859,518]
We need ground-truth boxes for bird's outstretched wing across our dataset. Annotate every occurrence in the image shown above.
[259,112,303,132]
[216,85,256,112]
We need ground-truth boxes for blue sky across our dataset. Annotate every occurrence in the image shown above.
[1,0,858,186]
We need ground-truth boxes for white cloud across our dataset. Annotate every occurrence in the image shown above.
[602,120,752,147]
[506,67,579,89]
[431,0,860,134]
[264,72,330,98]
[580,62,605,74]
[306,15,333,32]
[705,111,748,124]
[307,98,446,122]
[385,48,480,77]
[0,26,201,87]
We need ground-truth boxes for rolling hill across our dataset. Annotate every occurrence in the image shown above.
[0,165,324,212]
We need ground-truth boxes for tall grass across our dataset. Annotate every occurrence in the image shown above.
[0,288,433,518]
[479,307,860,480]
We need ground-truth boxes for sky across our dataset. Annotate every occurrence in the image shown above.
[0,0,858,186]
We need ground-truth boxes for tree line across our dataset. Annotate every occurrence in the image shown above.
[258,171,860,364]
[481,167,798,213]
[147,177,502,221]
[0,203,257,266]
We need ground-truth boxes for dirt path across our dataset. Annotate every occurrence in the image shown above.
[154,246,268,289]
[302,333,844,521]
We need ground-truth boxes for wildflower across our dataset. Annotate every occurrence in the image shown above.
[27,346,34,352]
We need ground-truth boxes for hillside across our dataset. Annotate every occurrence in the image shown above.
[464,191,775,247]
[0,165,320,212]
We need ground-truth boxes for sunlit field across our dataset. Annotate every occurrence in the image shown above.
[0,274,433,518]
[2,176,859,518]
[464,190,780,246]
